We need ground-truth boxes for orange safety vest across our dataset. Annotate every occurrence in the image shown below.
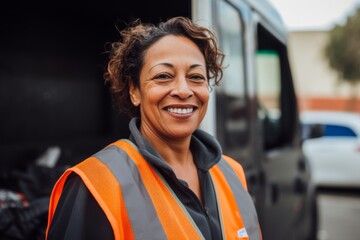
[46,140,262,240]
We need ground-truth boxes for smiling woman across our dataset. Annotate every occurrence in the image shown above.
[131,35,211,199]
[132,35,209,144]
[45,17,262,240]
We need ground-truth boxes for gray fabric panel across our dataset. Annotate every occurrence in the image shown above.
[94,146,167,240]
[217,159,262,240]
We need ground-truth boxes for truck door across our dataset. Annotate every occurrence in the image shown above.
[254,23,309,239]
[214,0,255,176]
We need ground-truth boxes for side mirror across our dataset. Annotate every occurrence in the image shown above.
[309,124,324,139]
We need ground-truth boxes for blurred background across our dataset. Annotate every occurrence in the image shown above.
[270,0,360,112]
[269,1,360,239]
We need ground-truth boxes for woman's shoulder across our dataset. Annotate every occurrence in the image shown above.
[47,172,114,240]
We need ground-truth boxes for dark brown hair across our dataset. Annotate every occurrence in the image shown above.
[104,16,224,117]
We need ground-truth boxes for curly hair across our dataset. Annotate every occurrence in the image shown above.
[104,16,224,117]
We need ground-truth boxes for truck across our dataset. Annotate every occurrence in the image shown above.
[0,0,316,239]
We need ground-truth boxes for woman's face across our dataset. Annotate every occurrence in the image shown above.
[130,35,209,141]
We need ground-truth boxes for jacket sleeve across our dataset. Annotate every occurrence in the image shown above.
[47,173,114,240]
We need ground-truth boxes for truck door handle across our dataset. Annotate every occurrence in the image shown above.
[246,169,265,189]
[270,182,279,203]
[298,157,306,172]
[247,169,259,186]
[294,176,306,193]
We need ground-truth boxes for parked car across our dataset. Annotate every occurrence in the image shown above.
[301,110,360,188]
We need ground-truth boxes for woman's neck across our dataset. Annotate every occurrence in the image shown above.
[140,124,193,167]
[140,124,202,201]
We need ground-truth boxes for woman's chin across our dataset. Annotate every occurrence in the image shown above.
[165,127,197,139]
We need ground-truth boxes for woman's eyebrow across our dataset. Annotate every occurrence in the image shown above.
[149,62,173,72]
[148,63,206,72]
[189,64,206,70]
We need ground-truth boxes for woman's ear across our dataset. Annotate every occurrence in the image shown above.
[129,82,141,107]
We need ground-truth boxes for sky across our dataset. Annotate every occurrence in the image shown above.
[268,0,360,31]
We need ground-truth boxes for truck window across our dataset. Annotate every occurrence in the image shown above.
[256,24,297,150]
[256,50,282,148]
[215,0,248,156]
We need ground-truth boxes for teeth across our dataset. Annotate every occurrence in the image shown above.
[167,107,194,114]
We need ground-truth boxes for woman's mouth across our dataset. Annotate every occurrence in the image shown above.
[166,107,194,115]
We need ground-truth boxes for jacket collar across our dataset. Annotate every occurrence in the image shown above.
[128,118,222,172]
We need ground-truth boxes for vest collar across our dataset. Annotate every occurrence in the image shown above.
[128,117,222,172]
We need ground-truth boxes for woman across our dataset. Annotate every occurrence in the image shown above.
[46,17,262,240]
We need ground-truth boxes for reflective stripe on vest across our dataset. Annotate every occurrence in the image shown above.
[46,140,261,240]
[215,156,262,240]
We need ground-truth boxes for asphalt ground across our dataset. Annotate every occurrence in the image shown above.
[317,190,360,240]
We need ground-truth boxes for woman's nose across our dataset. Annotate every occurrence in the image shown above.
[170,76,193,99]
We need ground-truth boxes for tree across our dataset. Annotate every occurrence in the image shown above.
[324,7,360,111]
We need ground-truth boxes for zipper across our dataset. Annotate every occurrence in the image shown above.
[200,171,216,240]
[209,172,226,240]
[203,205,216,240]
[176,172,216,240]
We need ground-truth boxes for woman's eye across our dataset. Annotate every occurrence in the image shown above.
[154,73,172,80]
[190,74,206,81]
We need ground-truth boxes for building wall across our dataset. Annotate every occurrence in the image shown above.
[287,31,360,112]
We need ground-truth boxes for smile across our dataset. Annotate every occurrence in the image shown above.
[166,107,194,114]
